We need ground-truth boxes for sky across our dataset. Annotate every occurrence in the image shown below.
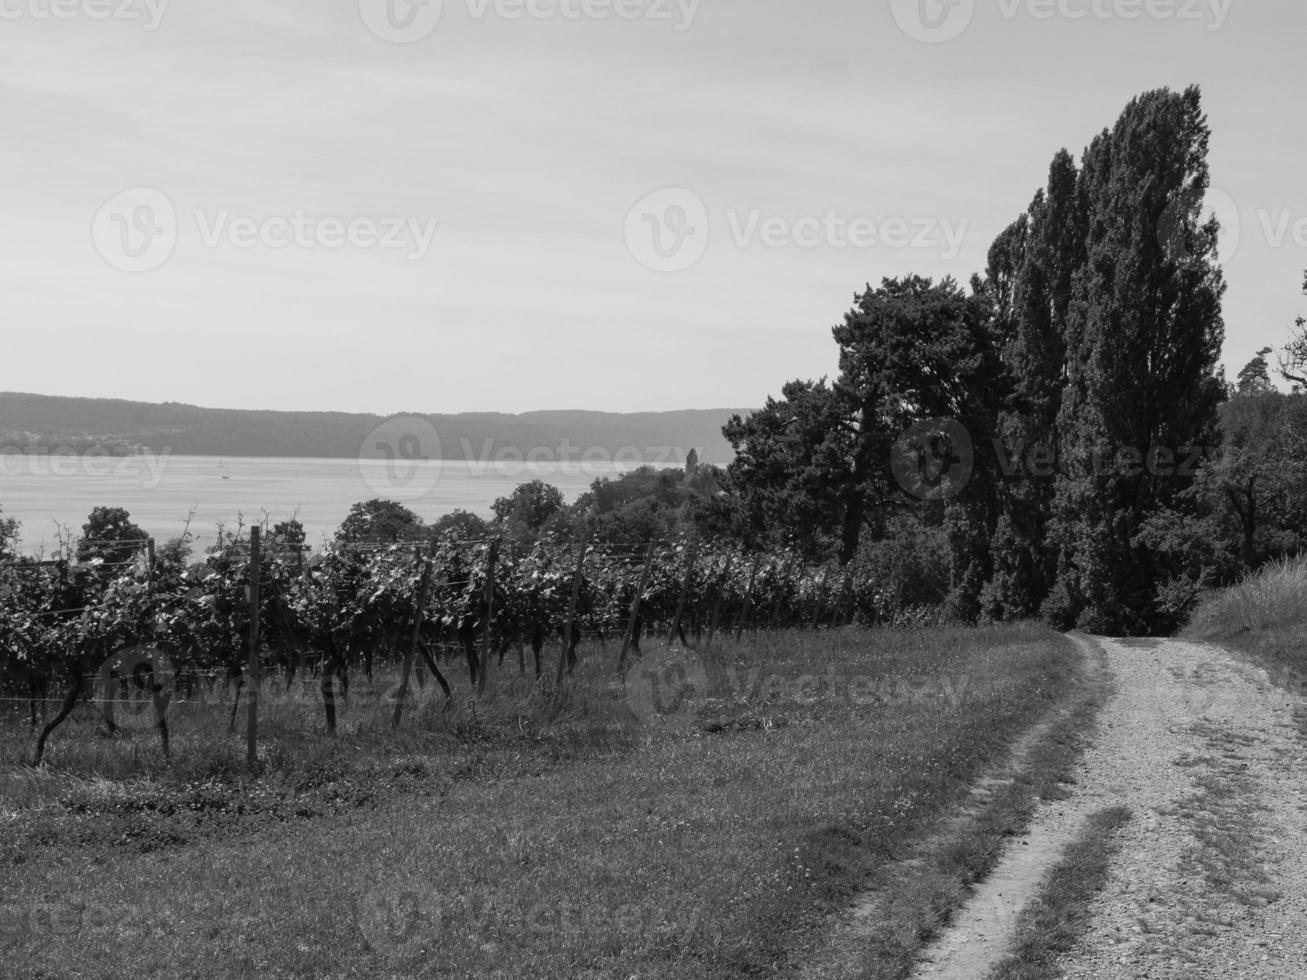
[1,0,1303,416]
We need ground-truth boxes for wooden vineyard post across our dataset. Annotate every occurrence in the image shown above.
[246,526,261,768]
[767,558,795,632]
[704,556,732,651]
[666,541,698,647]
[831,571,854,628]
[556,539,590,684]
[393,546,434,728]
[735,554,763,642]
[144,537,169,759]
[809,567,829,631]
[477,540,498,697]
[510,543,527,677]
[619,539,656,671]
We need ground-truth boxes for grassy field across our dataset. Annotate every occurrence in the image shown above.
[1,624,1094,980]
[1185,555,1307,687]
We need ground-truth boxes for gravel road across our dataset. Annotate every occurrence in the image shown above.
[917,634,1307,980]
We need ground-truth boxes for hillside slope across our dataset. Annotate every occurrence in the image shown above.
[0,393,747,464]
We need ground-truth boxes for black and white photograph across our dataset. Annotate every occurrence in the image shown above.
[3,2,1307,977]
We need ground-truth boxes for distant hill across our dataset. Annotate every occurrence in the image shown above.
[0,393,748,466]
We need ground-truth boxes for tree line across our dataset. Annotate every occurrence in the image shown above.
[722,86,1306,635]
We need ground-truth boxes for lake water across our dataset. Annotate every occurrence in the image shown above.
[0,455,659,555]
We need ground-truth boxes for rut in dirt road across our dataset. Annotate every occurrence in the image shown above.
[914,635,1307,980]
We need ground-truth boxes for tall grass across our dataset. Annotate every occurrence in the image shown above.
[0,647,638,803]
[1185,555,1307,687]
[1186,554,1307,638]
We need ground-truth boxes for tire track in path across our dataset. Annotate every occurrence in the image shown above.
[798,634,1106,980]
[913,635,1307,980]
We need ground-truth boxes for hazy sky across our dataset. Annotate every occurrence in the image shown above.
[2,0,1303,415]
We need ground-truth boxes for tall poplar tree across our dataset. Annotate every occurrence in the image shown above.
[984,149,1087,617]
[1044,86,1226,633]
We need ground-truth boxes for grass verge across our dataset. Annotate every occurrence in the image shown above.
[799,635,1110,979]
[1185,555,1307,687]
[1,624,1091,980]
[984,806,1132,980]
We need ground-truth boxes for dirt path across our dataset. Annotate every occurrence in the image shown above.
[914,634,1307,979]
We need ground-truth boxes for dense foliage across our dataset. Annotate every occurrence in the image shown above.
[725,86,1304,635]
[0,499,915,749]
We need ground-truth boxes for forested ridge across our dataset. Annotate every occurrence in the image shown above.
[0,392,743,464]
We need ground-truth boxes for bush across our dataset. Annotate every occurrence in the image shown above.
[849,516,951,623]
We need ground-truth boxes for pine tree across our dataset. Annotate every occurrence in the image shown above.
[1236,348,1274,396]
[833,276,1010,612]
[723,378,869,561]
